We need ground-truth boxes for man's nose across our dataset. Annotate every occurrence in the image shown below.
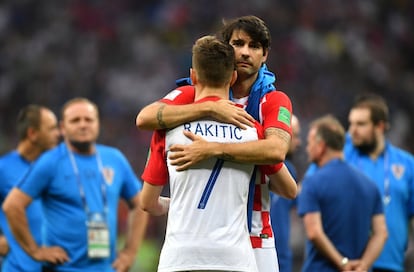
[239,45,250,56]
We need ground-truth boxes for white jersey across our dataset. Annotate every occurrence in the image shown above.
[158,120,260,272]
[147,85,292,272]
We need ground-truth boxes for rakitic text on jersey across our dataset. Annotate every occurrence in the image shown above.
[183,122,245,140]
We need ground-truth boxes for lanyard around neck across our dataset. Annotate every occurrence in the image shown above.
[66,143,108,214]
[358,148,390,205]
[383,150,390,205]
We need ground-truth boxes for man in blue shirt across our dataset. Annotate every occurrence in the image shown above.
[270,114,301,272]
[0,105,60,271]
[345,93,414,272]
[298,114,388,272]
[3,98,149,272]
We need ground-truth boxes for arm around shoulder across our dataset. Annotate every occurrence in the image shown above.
[136,99,255,131]
[136,101,214,130]
[214,128,290,165]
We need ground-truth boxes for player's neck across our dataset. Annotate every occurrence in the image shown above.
[194,85,229,100]
[317,150,343,167]
[17,141,42,162]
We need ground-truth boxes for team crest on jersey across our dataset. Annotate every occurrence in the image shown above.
[391,164,405,180]
[163,89,182,101]
[102,167,114,185]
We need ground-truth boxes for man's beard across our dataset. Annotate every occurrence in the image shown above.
[69,140,93,153]
[354,137,377,155]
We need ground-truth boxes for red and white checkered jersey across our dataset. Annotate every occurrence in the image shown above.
[232,92,292,249]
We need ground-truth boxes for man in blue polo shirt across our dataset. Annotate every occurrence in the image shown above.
[303,93,414,272]
[345,93,414,272]
[298,114,387,272]
[0,105,60,271]
[3,98,149,272]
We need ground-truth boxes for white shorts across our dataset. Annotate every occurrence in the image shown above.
[254,247,279,272]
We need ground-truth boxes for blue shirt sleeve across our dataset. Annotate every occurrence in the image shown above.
[17,152,56,199]
[115,150,142,201]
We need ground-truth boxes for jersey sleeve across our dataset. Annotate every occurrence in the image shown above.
[252,121,284,175]
[260,163,284,175]
[159,85,195,105]
[141,130,169,186]
[260,91,293,135]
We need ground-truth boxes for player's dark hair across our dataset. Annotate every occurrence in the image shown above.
[219,15,271,55]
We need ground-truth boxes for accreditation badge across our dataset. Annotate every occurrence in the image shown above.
[87,212,110,259]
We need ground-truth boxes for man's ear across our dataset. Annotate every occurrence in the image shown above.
[190,68,198,84]
[26,127,38,142]
[262,48,268,63]
[378,120,390,132]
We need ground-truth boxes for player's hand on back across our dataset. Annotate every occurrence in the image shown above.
[210,100,254,129]
[169,130,212,171]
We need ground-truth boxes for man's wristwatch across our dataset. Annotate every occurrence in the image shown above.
[341,257,349,267]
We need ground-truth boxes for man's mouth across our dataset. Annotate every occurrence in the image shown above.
[237,61,251,67]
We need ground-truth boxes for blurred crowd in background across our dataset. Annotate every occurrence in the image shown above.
[0,0,413,271]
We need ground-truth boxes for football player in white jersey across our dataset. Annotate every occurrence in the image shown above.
[140,35,261,272]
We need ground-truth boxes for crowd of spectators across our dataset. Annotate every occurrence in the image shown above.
[0,0,413,271]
